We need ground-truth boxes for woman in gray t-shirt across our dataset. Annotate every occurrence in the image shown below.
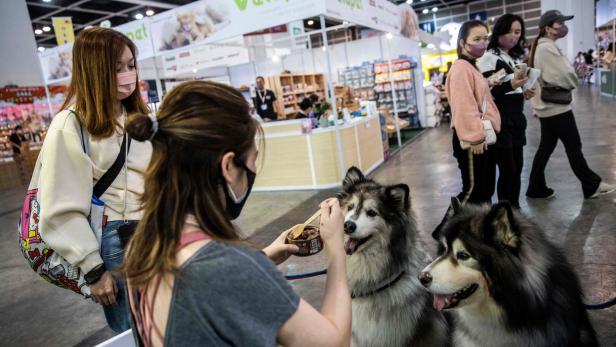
[121,80,351,346]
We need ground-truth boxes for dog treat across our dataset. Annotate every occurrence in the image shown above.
[292,226,319,240]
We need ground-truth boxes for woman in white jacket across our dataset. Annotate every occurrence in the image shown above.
[38,27,151,332]
[526,10,615,199]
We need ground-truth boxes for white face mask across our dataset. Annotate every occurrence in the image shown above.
[117,70,137,100]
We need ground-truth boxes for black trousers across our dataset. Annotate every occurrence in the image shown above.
[527,111,601,198]
[452,130,496,204]
[495,145,524,207]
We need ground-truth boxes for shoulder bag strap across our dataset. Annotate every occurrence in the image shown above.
[67,109,132,198]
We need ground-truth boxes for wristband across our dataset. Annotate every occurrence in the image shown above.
[84,263,107,285]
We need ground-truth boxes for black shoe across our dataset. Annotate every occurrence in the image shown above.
[526,188,556,199]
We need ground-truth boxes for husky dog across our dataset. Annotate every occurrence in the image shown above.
[338,167,449,347]
[419,201,598,347]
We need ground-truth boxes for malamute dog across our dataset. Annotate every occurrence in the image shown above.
[419,201,598,347]
[338,167,449,347]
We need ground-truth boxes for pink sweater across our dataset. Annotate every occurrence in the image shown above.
[445,59,501,143]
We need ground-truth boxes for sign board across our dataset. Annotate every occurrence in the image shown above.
[52,17,75,45]
[149,0,324,55]
[469,11,487,21]
[39,43,73,84]
[113,20,155,60]
[161,36,250,77]
[419,21,436,33]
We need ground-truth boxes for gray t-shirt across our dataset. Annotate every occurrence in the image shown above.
[132,242,300,346]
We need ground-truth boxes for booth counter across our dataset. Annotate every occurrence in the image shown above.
[254,115,384,191]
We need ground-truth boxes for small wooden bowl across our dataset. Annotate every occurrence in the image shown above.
[286,225,323,257]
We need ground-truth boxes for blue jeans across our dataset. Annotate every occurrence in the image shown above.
[100,220,136,333]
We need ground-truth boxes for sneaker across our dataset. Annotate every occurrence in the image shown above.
[526,188,556,199]
[588,182,616,199]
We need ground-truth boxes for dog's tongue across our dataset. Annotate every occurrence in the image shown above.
[344,238,359,255]
[433,294,450,311]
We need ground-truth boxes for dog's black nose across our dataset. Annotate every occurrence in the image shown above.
[418,272,432,287]
[344,221,357,234]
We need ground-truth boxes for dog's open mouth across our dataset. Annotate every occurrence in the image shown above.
[432,283,478,310]
[344,236,372,255]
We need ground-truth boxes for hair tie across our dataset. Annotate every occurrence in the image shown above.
[148,113,158,140]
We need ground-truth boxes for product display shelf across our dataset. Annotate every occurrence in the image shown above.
[340,58,419,128]
[266,73,326,119]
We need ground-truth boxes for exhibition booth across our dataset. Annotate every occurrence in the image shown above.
[2,0,433,192]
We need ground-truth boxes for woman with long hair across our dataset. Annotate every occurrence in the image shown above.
[446,20,501,205]
[37,27,151,332]
[526,10,615,199]
[477,14,532,208]
[121,80,351,346]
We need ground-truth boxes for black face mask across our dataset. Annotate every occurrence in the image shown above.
[223,160,256,220]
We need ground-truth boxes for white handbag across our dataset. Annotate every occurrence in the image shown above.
[460,91,496,149]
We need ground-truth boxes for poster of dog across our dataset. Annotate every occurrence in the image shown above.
[151,0,231,52]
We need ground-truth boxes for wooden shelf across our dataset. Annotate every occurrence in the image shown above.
[265,72,326,120]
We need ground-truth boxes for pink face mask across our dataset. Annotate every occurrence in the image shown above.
[117,70,137,100]
[498,34,520,50]
[466,41,487,58]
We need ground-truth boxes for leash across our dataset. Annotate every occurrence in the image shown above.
[285,269,327,280]
[584,296,616,310]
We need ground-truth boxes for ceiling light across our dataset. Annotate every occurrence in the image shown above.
[192,69,197,73]
[34,29,43,35]
[386,33,393,40]
[432,7,438,12]
[38,46,45,52]
[134,13,144,20]
[146,9,155,16]
[42,26,51,32]
[422,9,429,14]
[272,55,279,62]
[85,25,93,29]
[322,46,327,51]
[42,0,52,2]
[406,0,413,4]
[307,20,314,26]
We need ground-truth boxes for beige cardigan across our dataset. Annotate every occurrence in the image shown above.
[35,109,151,273]
[531,38,578,118]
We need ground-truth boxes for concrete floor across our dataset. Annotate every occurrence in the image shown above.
[1,85,615,346]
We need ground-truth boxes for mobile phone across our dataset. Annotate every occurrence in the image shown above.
[514,63,528,80]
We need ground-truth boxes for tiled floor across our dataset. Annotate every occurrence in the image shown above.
[0,85,614,346]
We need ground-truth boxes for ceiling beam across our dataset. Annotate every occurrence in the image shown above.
[112,0,178,10]
[36,4,143,44]
[27,1,129,17]
[32,0,90,22]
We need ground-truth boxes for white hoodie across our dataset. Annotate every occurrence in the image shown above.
[35,109,151,273]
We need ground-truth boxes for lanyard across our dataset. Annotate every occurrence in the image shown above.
[257,89,267,103]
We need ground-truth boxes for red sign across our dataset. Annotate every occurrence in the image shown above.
[0,87,47,104]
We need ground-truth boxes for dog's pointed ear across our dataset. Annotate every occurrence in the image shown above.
[386,184,410,211]
[343,166,364,189]
[486,201,519,248]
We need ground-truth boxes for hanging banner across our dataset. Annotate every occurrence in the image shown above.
[113,20,155,60]
[161,36,249,77]
[325,0,403,35]
[52,17,75,45]
[0,87,46,104]
[39,43,73,84]
[149,0,324,54]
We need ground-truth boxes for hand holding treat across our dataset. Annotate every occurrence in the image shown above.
[285,198,341,256]
[262,229,300,265]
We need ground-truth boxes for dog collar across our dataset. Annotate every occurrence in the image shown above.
[351,271,406,299]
